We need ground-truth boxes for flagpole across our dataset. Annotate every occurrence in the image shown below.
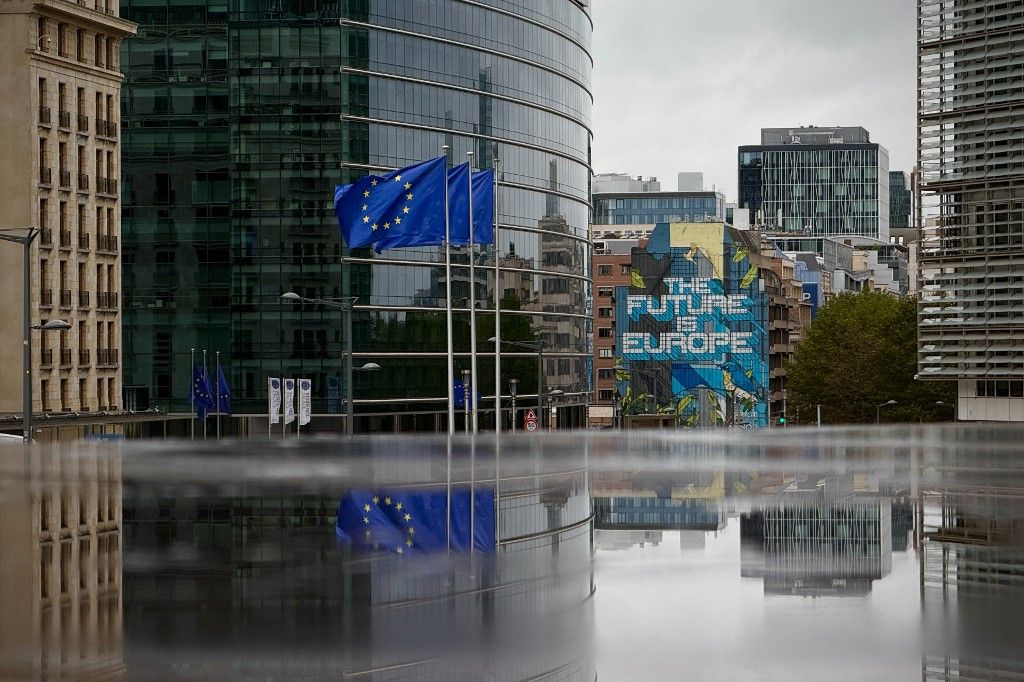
[202,349,208,440]
[190,347,195,440]
[296,377,301,439]
[215,351,221,440]
[443,144,455,436]
[467,151,479,434]
[493,157,501,434]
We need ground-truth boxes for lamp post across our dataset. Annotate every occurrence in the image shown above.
[281,292,359,435]
[491,337,545,428]
[547,388,564,431]
[461,368,472,434]
[508,378,518,433]
[876,399,898,424]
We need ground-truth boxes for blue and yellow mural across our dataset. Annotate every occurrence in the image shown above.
[614,223,769,427]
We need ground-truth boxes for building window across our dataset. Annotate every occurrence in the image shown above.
[598,327,613,338]
[598,307,613,318]
[597,264,612,276]
[94,34,103,68]
[598,390,615,401]
[597,287,613,297]
[621,265,631,275]
[598,368,615,380]
[76,29,85,61]
[599,348,613,358]
[57,23,67,57]
[37,18,48,52]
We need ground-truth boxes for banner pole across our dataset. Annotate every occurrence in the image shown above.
[493,157,501,434]
[202,349,208,440]
[467,151,479,434]
[190,347,195,440]
[215,351,221,440]
[443,145,455,436]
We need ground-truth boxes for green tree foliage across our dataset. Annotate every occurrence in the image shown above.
[786,290,955,424]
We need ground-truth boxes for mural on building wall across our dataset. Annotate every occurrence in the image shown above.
[615,223,769,427]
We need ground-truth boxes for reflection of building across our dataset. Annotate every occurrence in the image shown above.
[889,170,912,229]
[593,470,727,531]
[0,1,135,416]
[740,476,893,596]
[594,529,663,551]
[738,126,890,240]
[917,0,1024,421]
[0,446,123,679]
[123,1,593,432]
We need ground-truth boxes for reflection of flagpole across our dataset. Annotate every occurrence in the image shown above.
[493,157,501,434]
[467,151,479,434]
[443,145,455,436]
[202,349,208,440]
[190,347,195,440]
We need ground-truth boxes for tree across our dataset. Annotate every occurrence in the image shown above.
[786,290,955,424]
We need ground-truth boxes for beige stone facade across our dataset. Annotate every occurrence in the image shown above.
[0,0,135,414]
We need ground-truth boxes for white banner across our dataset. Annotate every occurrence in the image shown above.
[268,377,281,424]
[299,378,312,426]
[284,378,296,425]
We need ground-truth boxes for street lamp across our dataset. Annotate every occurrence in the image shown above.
[547,388,564,431]
[281,292,358,435]
[490,337,545,428]
[508,378,518,433]
[876,399,898,424]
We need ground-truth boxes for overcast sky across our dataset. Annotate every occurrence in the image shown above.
[590,0,917,201]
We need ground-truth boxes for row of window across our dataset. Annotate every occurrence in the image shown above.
[39,375,120,413]
[38,138,118,192]
[39,198,118,243]
[38,17,119,70]
[975,380,1024,398]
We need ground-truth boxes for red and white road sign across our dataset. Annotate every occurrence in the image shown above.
[524,409,538,433]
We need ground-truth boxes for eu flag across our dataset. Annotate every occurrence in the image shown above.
[447,164,494,246]
[336,488,495,554]
[216,365,232,415]
[335,156,447,252]
[190,365,215,420]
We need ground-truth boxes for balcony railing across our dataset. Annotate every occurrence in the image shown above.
[78,232,89,250]
[79,349,91,365]
[97,348,119,366]
[59,230,71,248]
[59,170,71,189]
[77,173,89,192]
[60,289,72,308]
[41,349,53,367]
[40,289,53,307]
[40,228,52,247]
[38,106,51,125]
[97,176,119,196]
[39,168,52,185]
[60,349,72,367]
[96,235,118,253]
[77,114,89,133]
[97,291,119,309]
[96,120,118,138]
[79,290,90,307]
[58,110,71,128]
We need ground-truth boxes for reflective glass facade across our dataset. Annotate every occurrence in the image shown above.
[738,144,890,239]
[122,0,593,429]
[889,170,911,229]
[592,191,725,225]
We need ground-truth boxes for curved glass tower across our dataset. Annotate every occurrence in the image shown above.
[121,0,591,432]
[338,0,594,431]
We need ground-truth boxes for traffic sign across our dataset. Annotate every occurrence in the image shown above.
[524,409,538,433]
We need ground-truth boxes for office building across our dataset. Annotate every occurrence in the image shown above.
[591,237,634,427]
[889,170,912,229]
[917,0,1024,421]
[0,0,135,420]
[738,126,890,239]
[593,186,725,226]
[121,0,593,431]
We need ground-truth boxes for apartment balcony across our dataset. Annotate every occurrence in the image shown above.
[77,173,89,193]
[38,106,51,125]
[59,169,71,189]
[41,349,53,367]
[77,114,89,133]
[40,228,52,247]
[97,291,119,310]
[97,177,118,196]
[58,110,71,129]
[60,349,72,367]
[59,289,72,308]
[96,234,118,253]
[59,229,71,249]
[97,348,119,366]
[96,119,118,138]
[39,167,52,185]
[79,349,91,365]
[40,289,53,307]
[79,290,90,308]
[78,232,90,250]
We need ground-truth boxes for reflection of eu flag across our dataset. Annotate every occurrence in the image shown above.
[336,488,495,554]
[447,164,495,246]
[335,156,447,252]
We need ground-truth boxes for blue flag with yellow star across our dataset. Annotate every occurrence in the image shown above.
[336,488,495,554]
[335,156,447,252]
[447,164,495,247]
[190,365,215,420]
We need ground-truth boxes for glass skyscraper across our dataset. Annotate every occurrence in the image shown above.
[737,126,890,239]
[888,170,912,230]
[121,0,593,431]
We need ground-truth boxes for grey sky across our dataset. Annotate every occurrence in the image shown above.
[590,0,917,201]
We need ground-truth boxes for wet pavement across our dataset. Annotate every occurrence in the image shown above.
[1,426,1022,680]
